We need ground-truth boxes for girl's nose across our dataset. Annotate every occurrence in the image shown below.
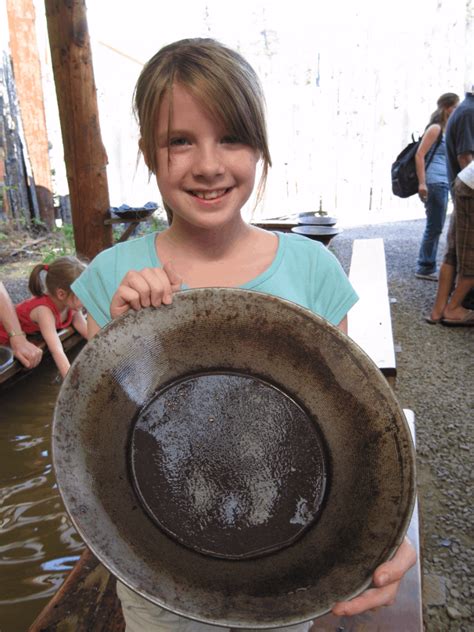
[192,143,225,178]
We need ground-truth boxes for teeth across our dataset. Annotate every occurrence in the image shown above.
[193,189,226,200]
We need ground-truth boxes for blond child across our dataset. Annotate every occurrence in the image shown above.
[72,38,416,632]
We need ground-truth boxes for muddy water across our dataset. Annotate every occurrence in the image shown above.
[0,351,85,632]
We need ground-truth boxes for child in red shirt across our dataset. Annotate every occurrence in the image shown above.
[0,256,87,378]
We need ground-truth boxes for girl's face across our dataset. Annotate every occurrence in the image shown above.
[153,83,259,231]
[56,289,82,310]
[445,102,458,118]
[66,292,82,310]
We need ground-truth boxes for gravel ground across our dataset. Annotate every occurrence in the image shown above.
[1,218,472,631]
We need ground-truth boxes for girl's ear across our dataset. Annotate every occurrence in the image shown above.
[56,288,67,301]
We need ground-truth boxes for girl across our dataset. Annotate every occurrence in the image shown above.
[415,92,459,280]
[72,38,416,631]
[0,256,87,378]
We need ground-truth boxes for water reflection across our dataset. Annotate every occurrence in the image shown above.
[0,351,85,632]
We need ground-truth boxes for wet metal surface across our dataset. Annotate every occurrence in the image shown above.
[131,372,327,560]
[53,288,416,628]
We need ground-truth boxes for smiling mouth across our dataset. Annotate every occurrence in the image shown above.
[190,188,230,200]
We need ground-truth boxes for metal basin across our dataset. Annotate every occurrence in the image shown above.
[53,288,415,628]
[291,225,341,246]
[297,214,337,226]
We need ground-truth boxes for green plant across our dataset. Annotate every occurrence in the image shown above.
[142,214,168,233]
[39,223,77,263]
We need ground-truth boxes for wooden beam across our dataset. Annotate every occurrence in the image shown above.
[44,0,112,260]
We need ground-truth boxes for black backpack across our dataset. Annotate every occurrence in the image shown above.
[391,132,442,198]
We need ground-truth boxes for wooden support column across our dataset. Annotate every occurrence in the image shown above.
[44,0,112,260]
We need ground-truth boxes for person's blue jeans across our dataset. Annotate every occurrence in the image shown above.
[416,182,449,275]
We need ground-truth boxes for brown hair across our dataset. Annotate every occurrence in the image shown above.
[428,92,460,129]
[28,256,86,298]
[133,38,272,221]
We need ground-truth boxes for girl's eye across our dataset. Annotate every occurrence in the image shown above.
[169,137,189,147]
[221,135,241,144]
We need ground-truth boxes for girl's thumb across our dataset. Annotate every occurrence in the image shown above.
[163,261,182,290]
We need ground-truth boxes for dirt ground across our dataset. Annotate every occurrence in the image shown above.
[0,226,70,288]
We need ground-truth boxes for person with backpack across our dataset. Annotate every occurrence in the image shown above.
[414,92,459,281]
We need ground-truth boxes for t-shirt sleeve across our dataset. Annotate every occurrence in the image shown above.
[71,247,117,328]
[311,245,359,326]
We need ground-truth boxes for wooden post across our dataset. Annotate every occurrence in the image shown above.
[44,0,112,260]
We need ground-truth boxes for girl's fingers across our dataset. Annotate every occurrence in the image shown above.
[133,267,173,307]
[332,582,400,617]
[110,286,142,318]
[163,261,183,291]
[373,537,417,587]
[331,538,416,617]
[110,265,183,318]
[121,269,156,308]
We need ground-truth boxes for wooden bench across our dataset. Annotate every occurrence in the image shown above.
[348,238,397,385]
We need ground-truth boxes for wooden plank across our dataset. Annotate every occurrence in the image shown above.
[0,327,83,387]
[28,548,124,632]
[348,238,396,379]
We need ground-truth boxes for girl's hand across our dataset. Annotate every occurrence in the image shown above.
[331,537,416,616]
[418,183,428,203]
[110,262,182,320]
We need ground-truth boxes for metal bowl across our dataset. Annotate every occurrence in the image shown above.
[291,225,342,246]
[53,288,415,628]
[297,215,337,226]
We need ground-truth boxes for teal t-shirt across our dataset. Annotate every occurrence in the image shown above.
[72,231,358,328]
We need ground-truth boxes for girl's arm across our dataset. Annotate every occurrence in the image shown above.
[72,310,88,338]
[87,314,101,339]
[415,123,441,202]
[30,305,70,379]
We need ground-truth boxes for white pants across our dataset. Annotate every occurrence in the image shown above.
[117,581,313,632]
